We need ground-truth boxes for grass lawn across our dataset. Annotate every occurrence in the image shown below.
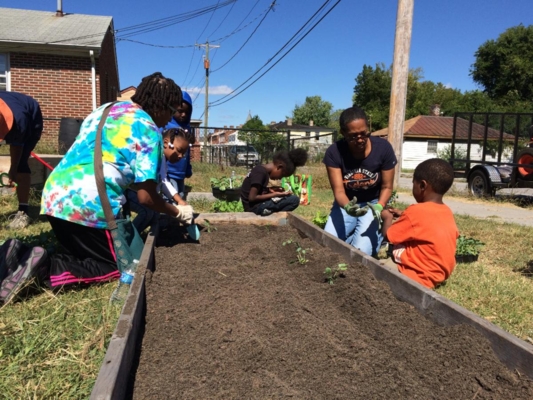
[0,191,120,399]
[0,160,532,397]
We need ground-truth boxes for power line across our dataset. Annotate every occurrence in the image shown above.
[195,0,222,42]
[211,0,275,73]
[207,0,237,39]
[117,0,236,39]
[209,0,339,107]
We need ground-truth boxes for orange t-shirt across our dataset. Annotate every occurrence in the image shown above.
[387,202,459,288]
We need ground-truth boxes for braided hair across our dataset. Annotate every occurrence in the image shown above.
[131,72,182,117]
[162,127,195,145]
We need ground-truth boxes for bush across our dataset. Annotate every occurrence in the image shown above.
[437,145,466,169]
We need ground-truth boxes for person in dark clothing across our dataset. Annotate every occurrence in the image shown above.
[164,90,194,204]
[241,148,308,216]
[323,105,397,256]
[0,91,43,229]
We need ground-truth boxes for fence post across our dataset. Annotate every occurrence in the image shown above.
[333,130,338,142]
[286,130,291,150]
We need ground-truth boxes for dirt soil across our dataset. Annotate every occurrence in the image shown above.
[131,224,533,399]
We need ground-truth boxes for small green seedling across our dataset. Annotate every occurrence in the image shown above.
[283,238,310,265]
[324,263,348,285]
[311,211,328,229]
[203,219,217,233]
[456,235,484,256]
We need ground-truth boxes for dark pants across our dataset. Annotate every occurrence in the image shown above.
[46,216,120,287]
[252,194,300,215]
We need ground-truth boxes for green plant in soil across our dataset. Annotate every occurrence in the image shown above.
[211,200,244,213]
[324,263,348,285]
[210,176,243,191]
[282,238,310,265]
[203,219,217,233]
[456,235,484,256]
[311,211,328,229]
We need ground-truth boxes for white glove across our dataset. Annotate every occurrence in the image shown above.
[175,204,194,224]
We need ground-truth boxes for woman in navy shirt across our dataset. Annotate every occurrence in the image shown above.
[323,105,396,256]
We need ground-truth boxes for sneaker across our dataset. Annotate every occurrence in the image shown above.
[0,246,47,304]
[7,211,31,230]
[261,209,273,216]
[0,239,27,281]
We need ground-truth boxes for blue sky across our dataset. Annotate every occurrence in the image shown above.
[2,0,533,128]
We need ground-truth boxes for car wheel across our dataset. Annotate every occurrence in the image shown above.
[468,170,491,197]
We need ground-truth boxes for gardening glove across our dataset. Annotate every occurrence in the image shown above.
[344,197,368,217]
[368,203,384,231]
[174,204,194,225]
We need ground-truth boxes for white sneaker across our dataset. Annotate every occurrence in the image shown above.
[7,211,31,230]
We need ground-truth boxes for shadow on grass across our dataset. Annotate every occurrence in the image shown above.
[515,260,533,278]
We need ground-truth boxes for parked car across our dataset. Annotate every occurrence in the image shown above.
[228,145,259,166]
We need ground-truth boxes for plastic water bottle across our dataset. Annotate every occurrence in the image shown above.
[109,260,138,305]
[230,170,236,189]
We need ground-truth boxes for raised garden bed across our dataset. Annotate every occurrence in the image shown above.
[129,222,531,399]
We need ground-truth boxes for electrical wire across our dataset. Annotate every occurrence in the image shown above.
[209,0,342,108]
[211,0,275,73]
[207,0,237,39]
[209,0,340,107]
[117,0,236,39]
[195,0,222,43]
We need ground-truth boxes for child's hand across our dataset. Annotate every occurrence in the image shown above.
[381,209,394,222]
[386,207,403,218]
[177,199,188,206]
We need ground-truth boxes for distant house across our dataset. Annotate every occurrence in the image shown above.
[0,6,119,150]
[208,125,241,145]
[117,86,136,101]
[269,118,335,145]
[373,115,515,170]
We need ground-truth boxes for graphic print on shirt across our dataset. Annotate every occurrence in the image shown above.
[392,244,406,264]
[343,168,379,190]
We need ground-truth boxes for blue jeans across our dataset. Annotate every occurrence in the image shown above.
[125,189,158,233]
[252,195,300,215]
[324,200,382,257]
[167,178,186,203]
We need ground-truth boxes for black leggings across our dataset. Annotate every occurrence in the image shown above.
[46,216,120,287]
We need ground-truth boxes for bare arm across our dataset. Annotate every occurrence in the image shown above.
[135,180,179,217]
[326,166,350,207]
[248,185,290,203]
[377,168,395,207]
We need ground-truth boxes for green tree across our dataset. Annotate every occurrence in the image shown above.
[238,115,285,161]
[352,63,392,131]
[291,96,333,127]
[327,109,343,134]
[470,24,533,101]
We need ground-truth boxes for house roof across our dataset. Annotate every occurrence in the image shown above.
[372,116,514,141]
[270,121,334,132]
[0,7,113,51]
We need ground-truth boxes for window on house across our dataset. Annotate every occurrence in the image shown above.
[427,140,438,154]
[305,131,310,137]
[0,53,7,91]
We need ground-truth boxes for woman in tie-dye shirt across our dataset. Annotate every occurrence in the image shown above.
[39,72,194,288]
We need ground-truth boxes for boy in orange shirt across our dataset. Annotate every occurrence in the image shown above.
[381,158,459,288]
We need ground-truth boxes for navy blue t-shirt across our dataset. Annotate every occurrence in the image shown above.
[0,91,43,146]
[323,136,397,203]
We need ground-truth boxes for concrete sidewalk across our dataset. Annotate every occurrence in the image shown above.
[397,193,533,227]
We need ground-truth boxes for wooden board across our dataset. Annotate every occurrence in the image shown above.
[90,229,156,400]
[287,213,533,379]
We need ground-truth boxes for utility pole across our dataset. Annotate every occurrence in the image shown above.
[387,0,414,188]
[196,41,220,145]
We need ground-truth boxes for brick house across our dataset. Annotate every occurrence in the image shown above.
[0,6,119,150]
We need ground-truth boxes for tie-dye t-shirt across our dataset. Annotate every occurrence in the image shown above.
[41,101,162,229]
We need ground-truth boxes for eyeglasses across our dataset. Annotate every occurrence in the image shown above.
[168,104,178,115]
[344,132,371,142]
